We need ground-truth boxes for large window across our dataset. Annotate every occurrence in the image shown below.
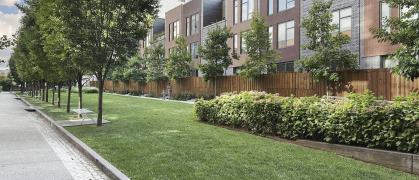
[241,0,253,22]
[145,34,150,47]
[173,21,179,40]
[168,23,172,42]
[400,6,418,21]
[191,42,199,59]
[380,2,390,32]
[191,13,199,35]
[269,26,273,49]
[233,34,238,54]
[332,8,352,37]
[276,62,294,72]
[278,0,294,12]
[186,17,190,37]
[278,20,294,49]
[234,0,238,24]
[268,0,273,15]
[380,56,397,68]
[241,32,246,54]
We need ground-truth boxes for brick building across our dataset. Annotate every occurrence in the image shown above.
[139,0,402,77]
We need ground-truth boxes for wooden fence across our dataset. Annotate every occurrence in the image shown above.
[90,69,419,100]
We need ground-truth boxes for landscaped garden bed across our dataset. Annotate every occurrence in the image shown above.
[194,90,419,154]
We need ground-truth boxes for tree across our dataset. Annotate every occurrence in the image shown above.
[144,37,167,95]
[0,35,14,50]
[50,0,159,126]
[165,36,195,92]
[371,0,419,81]
[128,55,147,92]
[297,0,358,83]
[239,13,281,91]
[198,25,238,96]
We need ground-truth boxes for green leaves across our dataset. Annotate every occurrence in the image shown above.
[298,0,358,82]
[371,0,419,82]
[195,91,419,154]
[165,36,195,80]
[239,13,281,80]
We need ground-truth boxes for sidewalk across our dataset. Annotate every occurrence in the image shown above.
[0,92,109,180]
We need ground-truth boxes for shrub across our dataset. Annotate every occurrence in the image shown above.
[0,78,10,91]
[194,90,419,154]
[174,91,195,101]
[82,87,98,93]
[129,90,141,96]
[197,93,215,100]
[118,89,129,94]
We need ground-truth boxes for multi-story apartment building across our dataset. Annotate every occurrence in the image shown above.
[165,0,224,76]
[140,0,403,77]
[139,18,165,55]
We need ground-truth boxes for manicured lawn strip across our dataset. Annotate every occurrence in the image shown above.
[19,92,418,180]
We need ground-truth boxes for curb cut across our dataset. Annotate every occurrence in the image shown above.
[18,96,130,180]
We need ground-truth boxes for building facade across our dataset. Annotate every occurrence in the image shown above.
[139,0,401,77]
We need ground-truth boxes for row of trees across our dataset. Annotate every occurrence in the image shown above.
[9,0,159,126]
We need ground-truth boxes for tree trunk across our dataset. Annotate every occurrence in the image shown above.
[77,72,83,118]
[52,83,55,105]
[67,82,71,113]
[97,78,104,126]
[137,82,139,92]
[112,81,115,93]
[155,81,158,96]
[58,83,61,108]
[21,83,24,93]
[180,78,182,93]
[46,82,49,103]
[42,81,45,101]
[214,77,217,97]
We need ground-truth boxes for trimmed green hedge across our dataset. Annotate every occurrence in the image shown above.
[194,91,419,153]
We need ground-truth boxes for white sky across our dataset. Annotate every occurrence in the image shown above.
[0,0,186,69]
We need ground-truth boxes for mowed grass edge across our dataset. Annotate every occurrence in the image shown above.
[18,91,419,180]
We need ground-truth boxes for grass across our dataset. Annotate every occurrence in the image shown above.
[19,91,419,180]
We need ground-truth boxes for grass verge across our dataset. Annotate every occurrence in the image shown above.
[19,91,419,180]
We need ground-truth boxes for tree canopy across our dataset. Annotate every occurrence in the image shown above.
[371,0,419,81]
[297,0,358,82]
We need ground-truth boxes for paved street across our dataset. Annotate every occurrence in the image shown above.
[0,92,109,180]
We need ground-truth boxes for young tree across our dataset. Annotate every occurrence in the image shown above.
[165,36,195,92]
[297,0,358,83]
[240,13,281,91]
[371,0,419,81]
[128,55,147,92]
[144,38,167,95]
[198,25,238,96]
[50,0,159,126]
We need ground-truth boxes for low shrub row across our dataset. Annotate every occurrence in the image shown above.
[173,91,195,101]
[194,91,419,153]
[69,87,98,93]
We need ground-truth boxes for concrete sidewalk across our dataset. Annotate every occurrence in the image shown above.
[0,92,109,180]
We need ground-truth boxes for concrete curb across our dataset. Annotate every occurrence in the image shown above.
[295,139,419,175]
[18,96,130,180]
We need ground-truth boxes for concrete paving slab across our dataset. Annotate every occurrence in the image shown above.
[0,161,74,180]
[0,149,62,165]
[56,119,111,127]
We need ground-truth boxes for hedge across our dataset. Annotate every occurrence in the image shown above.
[194,90,419,153]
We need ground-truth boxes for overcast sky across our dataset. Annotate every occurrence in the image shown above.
[0,0,188,70]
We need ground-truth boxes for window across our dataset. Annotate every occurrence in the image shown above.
[380,2,391,32]
[380,56,397,68]
[276,62,294,72]
[332,8,352,37]
[268,0,273,15]
[190,70,199,77]
[400,6,418,21]
[186,17,190,37]
[145,34,150,47]
[234,0,238,24]
[191,13,199,35]
[233,34,238,54]
[278,0,294,12]
[168,23,172,42]
[278,20,294,49]
[168,48,171,55]
[191,42,199,59]
[233,67,242,74]
[173,21,179,39]
[269,26,273,50]
[241,32,246,54]
[241,0,253,22]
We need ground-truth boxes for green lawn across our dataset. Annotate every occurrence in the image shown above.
[20,91,418,180]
